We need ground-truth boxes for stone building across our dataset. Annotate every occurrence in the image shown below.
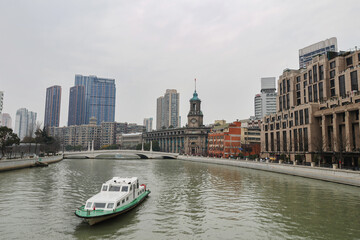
[261,49,360,168]
[144,89,210,155]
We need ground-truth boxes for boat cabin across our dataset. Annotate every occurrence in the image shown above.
[84,177,146,211]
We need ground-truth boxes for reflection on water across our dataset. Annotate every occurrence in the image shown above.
[0,158,359,240]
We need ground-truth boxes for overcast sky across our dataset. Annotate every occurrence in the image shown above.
[1,0,360,128]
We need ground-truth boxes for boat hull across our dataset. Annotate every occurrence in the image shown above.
[75,190,150,225]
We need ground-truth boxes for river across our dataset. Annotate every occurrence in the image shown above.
[0,158,359,240]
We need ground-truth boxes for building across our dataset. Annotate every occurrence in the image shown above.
[0,91,3,114]
[143,118,153,132]
[261,48,360,168]
[156,89,180,129]
[0,113,12,128]
[240,118,261,157]
[299,37,337,69]
[144,89,210,155]
[74,74,116,125]
[254,77,277,119]
[208,121,242,158]
[118,133,143,149]
[44,85,61,128]
[14,108,37,140]
[68,85,85,126]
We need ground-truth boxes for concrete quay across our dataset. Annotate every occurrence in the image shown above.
[0,155,63,172]
[178,155,360,187]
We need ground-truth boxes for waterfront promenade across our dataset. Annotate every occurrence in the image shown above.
[178,155,360,187]
[0,155,63,172]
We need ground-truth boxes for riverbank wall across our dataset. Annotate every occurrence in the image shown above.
[0,155,63,172]
[178,155,360,187]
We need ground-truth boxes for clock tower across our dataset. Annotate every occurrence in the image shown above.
[187,90,203,128]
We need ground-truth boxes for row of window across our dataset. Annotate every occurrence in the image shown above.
[264,127,309,152]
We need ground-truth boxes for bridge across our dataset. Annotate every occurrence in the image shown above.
[63,149,179,159]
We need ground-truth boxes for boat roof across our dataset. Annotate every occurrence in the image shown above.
[105,177,138,185]
[87,191,127,202]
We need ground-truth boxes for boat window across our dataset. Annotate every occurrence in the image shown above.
[86,202,92,208]
[94,203,106,208]
[130,185,132,191]
[126,197,129,201]
[137,180,139,189]
[117,201,120,206]
[122,199,125,204]
[109,186,121,192]
[107,203,114,209]
[102,185,108,191]
[121,186,129,192]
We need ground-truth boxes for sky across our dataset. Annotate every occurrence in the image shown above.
[1,0,360,128]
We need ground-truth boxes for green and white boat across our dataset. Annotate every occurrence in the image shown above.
[75,177,150,225]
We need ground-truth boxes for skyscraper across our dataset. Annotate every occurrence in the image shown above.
[143,118,153,132]
[14,108,37,140]
[299,37,337,68]
[0,91,3,114]
[44,85,61,128]
[156,89,180,129]
[0,113,12,128]
[254,77,277,119]
[74,74,116,125]
[68,85,85,126]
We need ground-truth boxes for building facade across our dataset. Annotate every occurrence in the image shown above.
[299,37,337,69]
[68,85,85,126]
[74,74,116,125]
[254,77,277,119]
[0,113,12,128]
[44,85,62,128]
[261,49,360,168]
[14,108,37,140]
[208,121,241,158]
[144,90,210,155]
[156,89,180,129]
[143,118,153,132]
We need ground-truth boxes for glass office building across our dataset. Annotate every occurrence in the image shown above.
[44,85,62,127]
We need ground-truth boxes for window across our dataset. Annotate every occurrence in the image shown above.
[350,71,358,91]
[298,128,303,151]
[299,110,304,125]
[283,79,286,93]
[117,201,120,206]
[283,95,286,110]
[296,76,301,83]
[282,122,286,129]
[130,185,132,191]
[296,83,300,91]
[122,199,125,203]
[319,65,324,80]
[102,185,108,191]
[283,131,287,151]
[309,70,312,84]
[126,197,129,201]
[94,203,106,208]
[287,79,290,92]
[330,70,335,78]
[308,86,313,102]
[313,84,318,102]
[319,82,323,101]
[107,203,114,209]
[276,132,280,151]
[121,186,129,192]
[304,108,309,124]
[331,88,336,97]
[86,202,92,208]
[346,56,353,66]
[279,96,282,111]
[304,128,308,151]
[295,111,299,126]
[330,61,336,69]
[339,75,346,98]
[280,83,282,94]
[358,53,360,62]
[330,79,335,88]
[286,94,290,109]
[109,186,121,191]
[304,73,307,80]
[313,65,318,82]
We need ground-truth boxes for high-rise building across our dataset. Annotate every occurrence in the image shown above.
[74,74,116,125]
[261,47,360,167]
[299,37,337,68]
[143,118,153,132]
[0,91,3,114]
[0,113,12,128]
[254,77,277,119]
[156,89,180,129]
[68,85,85,126]
[44,85,61,128]
[14,108,37,140]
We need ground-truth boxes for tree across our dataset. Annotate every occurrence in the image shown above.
[34,127,60,155]
[0,126,20,159]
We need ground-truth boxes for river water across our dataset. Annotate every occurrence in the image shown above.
[0,158,359,240]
